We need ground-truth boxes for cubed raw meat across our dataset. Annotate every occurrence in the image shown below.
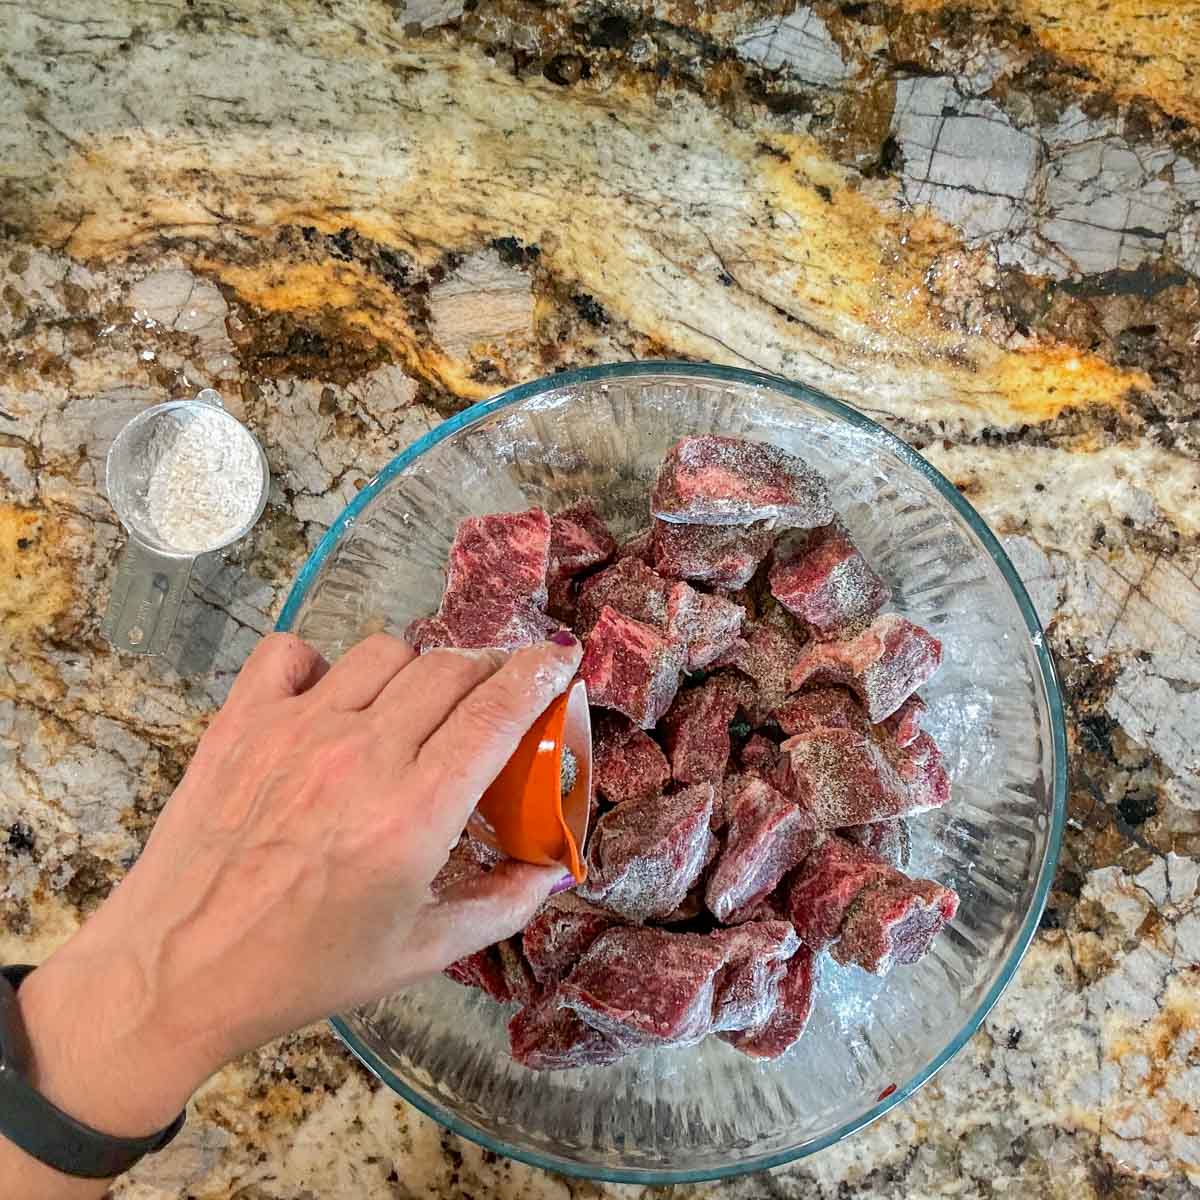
[509,992,629,1070]
[577,558,683,637]
[615,528,656,564]
[411,508,557,650]
[653,519,776,589]
[578,557,743,672]
[444,946,510,1002]
[774,727,950,828]
[773,686,867,736]
[782,836,896,950]
[788,614,942,723]
[706,778,818,922]
[546,573,578,625]
[710,921,800,1033]
[580,605,683,728]
[443,507,552,607]
[843,818,912,870]
[497,937,538,1005]
[659,885,706,924]
[881,694,926,747]
[769,522,889,636]
[720,946,819,1059]
[579,783,715,922]
[557,927,728,1047]
[712,619,806,724]
[661,677,742,785]
[680,591,746,672]
[593,722,671,805]
[549,499,617,580]
[739,734,783,787]
[652,436,833,528]
[833,878,959,974]
[432,833,502,895]
[406,601,559,652]
[523,896,624,987]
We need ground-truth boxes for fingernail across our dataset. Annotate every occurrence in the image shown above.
[550,630,578,648]
[550,872,577,895]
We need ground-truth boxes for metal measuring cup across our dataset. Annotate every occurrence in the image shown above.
[102,390,270,656]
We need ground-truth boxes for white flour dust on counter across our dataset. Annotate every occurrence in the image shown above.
[145,407,263,553]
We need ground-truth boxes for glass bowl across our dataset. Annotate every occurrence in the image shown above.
[276,362,1066,1184]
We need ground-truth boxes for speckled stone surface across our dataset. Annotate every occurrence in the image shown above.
[2,2,1199,1197]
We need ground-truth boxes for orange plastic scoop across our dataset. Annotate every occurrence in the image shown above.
[468,677,592,882]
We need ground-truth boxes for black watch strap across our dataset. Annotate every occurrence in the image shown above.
[0,964,186,1179]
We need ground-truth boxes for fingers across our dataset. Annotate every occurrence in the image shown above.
[308,632,417,711]
[415,637,583,845]
[227,633,329,706]
[371,646,509,744]
[405,860,567,978]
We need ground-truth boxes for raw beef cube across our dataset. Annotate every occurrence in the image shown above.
[509,992,629,1070]
[523,896,624,987]
[769,522,889,636]
[497,937,538,1005]
[433,833,502,894]
[712,620,806,724]
[660,885,706,924]
[662,677,742,784]
[681,591,746,671]
[652,436,833,528]
[833,878,959,974]
[404,615,455,653]
[593,724,671,806]
[713,771,749,832]
[775,727,950,828]
[579,783,715,922]
[740,734,782,778]
[843,818,912,870]
[773,686,867,736]
[891,732,950,810]
[580,606,683,728]
[549,499,617,580]
[406,507,559,652]
[577,558,741,671]
[442,507,552,608]
[546,573,578,625]
[558,927,728,1047]
[788,614,942,723]
[615,528,655,564]
[407,600,559,652]
[782,836,897,950]
[653,519,776,589]
[710,921,800,1033]
[444,946,510,1002]
[882,694,926,748]
[706,778,818,922]
[721,946,819,1059]
[577,558,682,637]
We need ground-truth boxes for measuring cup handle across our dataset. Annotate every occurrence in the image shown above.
[102,540,194,656]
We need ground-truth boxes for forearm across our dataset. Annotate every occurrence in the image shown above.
[1,913,221,1199]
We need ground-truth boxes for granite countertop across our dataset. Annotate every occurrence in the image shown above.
[2,1,1199,1196]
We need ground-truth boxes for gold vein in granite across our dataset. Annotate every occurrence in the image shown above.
[0,505,76,646]
[893,0,1200,125]
[12,29,1147,429]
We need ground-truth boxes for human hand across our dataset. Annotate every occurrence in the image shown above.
[16,631,582,1147]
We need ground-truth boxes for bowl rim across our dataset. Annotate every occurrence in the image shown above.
[275,359,1067,1184]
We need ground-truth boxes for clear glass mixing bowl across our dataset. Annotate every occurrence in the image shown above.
[276,362,1066,1183]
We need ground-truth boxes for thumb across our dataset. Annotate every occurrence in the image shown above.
[401,860,571,982]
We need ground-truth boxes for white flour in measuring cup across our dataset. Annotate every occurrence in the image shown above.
[145,406,263,553]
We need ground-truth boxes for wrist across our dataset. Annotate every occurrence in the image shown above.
[15,937,212,1138]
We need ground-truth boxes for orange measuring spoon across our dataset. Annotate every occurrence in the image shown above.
[468,677,592,882]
